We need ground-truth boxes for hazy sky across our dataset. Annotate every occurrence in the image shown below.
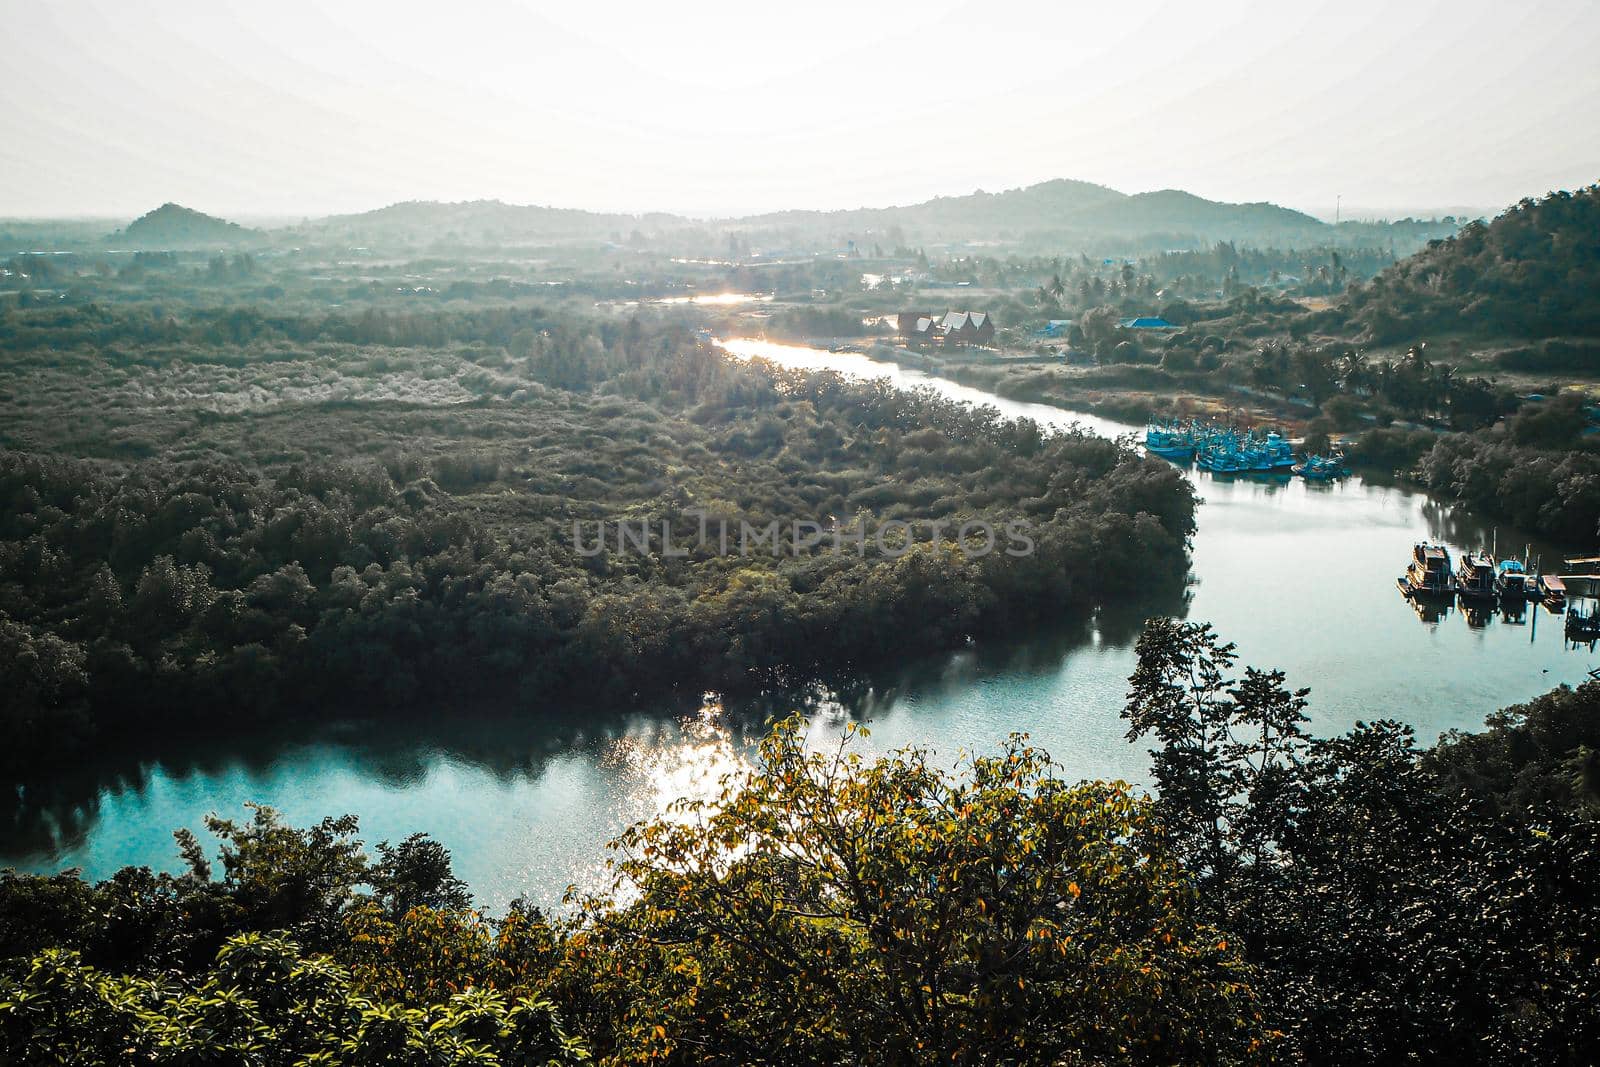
[3,0,1598,221]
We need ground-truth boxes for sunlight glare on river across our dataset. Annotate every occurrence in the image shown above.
[603,698,750,825]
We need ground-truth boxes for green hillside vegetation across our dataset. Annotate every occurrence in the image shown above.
[1287,187,1600,538]
[985,186,1596,395]
[1337,184,1600,344]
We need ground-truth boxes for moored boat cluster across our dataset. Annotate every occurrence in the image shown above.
[1144,418,1346,479]
[1398,541,1586,631]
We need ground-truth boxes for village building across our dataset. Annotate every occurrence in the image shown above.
[939,311,995,346]
[898,309,995,347]
[896,310,939,344]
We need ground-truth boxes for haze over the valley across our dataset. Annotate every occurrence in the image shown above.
[4,0,1599,221]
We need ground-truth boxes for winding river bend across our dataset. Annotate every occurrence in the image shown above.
[4,340,1592,911]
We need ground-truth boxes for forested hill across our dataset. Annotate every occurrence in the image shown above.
[283,180,1450,252]
[1101,188,1323,237]
[735,178,1127,231]
[113,203,257,249]
[727,180,1336,247]
[292,199,685,246]
[1339,183,1600,343]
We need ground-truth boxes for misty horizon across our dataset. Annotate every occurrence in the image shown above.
[0,182,1530,228]
[6,0,1599,222]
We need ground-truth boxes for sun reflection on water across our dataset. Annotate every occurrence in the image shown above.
[605,696,752,823]
[564,697,753,903]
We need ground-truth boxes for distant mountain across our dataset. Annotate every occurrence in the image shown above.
[114,203,257,248]
[283,179,1452,253]
[724,180,1388,250]
[734,179,1127,231]
[1094,189,1325,238]
[292,199,685,246]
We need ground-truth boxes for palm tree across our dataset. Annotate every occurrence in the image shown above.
[1340,351,1371,393]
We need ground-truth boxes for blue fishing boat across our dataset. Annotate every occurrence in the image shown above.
[1230,431,1274,473]
[1194,427,1244,473]
[1196,430,1251,474]
[1201,454,1253,474]
[1163,420,1303,475]
[1143,418,1196,461]
[1259,431,1298,471]
[1495,559,1530,599]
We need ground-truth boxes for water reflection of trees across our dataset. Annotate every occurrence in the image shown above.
[1418,497,1565,566]
[3,582,1197,872]
[726,584,1192,729]
[1,698,710,869]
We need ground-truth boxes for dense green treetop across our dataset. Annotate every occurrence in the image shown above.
[1339,184,1600,342]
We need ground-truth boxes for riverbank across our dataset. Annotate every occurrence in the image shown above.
[772,331,1461,481]
[754,323,1328,436]
[6,337,1595,913]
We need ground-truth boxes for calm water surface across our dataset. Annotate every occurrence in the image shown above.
[5,339,1594,910]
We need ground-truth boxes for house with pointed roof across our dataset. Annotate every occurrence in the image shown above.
[939,310,995,347]
[896,308,996,347]
[897,310,939,344]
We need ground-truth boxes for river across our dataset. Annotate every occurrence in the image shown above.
[4,339,1592,911]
